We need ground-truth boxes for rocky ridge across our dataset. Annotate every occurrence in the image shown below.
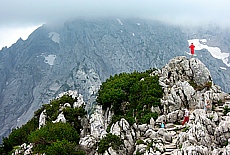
[11,57,230,155]
[81,56,230,155]
[0,19,189,141]
[1,19,230,143]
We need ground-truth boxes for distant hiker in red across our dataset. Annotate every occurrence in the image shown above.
[182,108,190,125]
[189,43,195,57]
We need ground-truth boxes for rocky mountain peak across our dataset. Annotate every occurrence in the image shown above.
[19,56,230,155]
[80,56,230,155]
[1,20,230,154]
[6,56,230,155]
[1,19,230,145]
[2,56,230,155]
[157,56,212,87]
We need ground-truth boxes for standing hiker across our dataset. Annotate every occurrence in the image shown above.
[182,108,190,125]
[204,99,210,114]
[189,43,195,57]
[161,121,166,129]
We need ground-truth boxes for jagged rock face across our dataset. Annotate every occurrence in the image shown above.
[1,18,230,143]
[157,56,212,87]
[0,18,190,141]
[80,56,230,155]
[89,105,106,139]
[10,56,230,155]
[175,110,230,155]
[152,56,225,114]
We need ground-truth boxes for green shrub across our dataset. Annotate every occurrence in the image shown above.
[124,116,135,125]
[204,81,212,89]
[136,151,142,155]
[217,99,223,105]
[0,145,4,155]
[98,133,123,154]
[223,106,230,115]
[223,140,228,147]
[208,116,214,121]
[45,140,85,155]
[212,104,215,111]
[28,122,80,154]
[97,69,163,125]
[189,80,212,90]
[44,95,75,122]
[1,95,84,154]
[146,142,153,151]
[189,80,197,89]
[140,112,158,124]
[63,106,86,132]
[182,126,190,132]
[136,140,145,145]
[1,116,39,153]
[189,80,202,90]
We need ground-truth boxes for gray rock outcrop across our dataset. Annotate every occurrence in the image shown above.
[79,56,230,155]
[11,56,230,155]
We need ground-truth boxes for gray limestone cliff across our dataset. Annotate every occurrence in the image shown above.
[80,56,230,155]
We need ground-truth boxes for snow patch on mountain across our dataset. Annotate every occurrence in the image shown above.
[44,55,56,66]
[220,67,227,70]
[200,39,207,43]
[116,18,123,25]
[188,39,230,67]
[48,32,60,43]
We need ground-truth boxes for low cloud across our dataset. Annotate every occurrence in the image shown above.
[1,0,230,27]
[1,0,230,48]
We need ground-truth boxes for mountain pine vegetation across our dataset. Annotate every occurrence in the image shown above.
[96,69,163,130]
[0,95,86,155]
[96,69,163,153]
[0,69,163,154]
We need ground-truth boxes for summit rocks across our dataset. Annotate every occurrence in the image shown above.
[79,56,230,155]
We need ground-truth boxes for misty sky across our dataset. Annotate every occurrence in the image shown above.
[0,0,230,48]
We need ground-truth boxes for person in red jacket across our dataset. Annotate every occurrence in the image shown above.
[182,108,190,125]
[189,43,195,57]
